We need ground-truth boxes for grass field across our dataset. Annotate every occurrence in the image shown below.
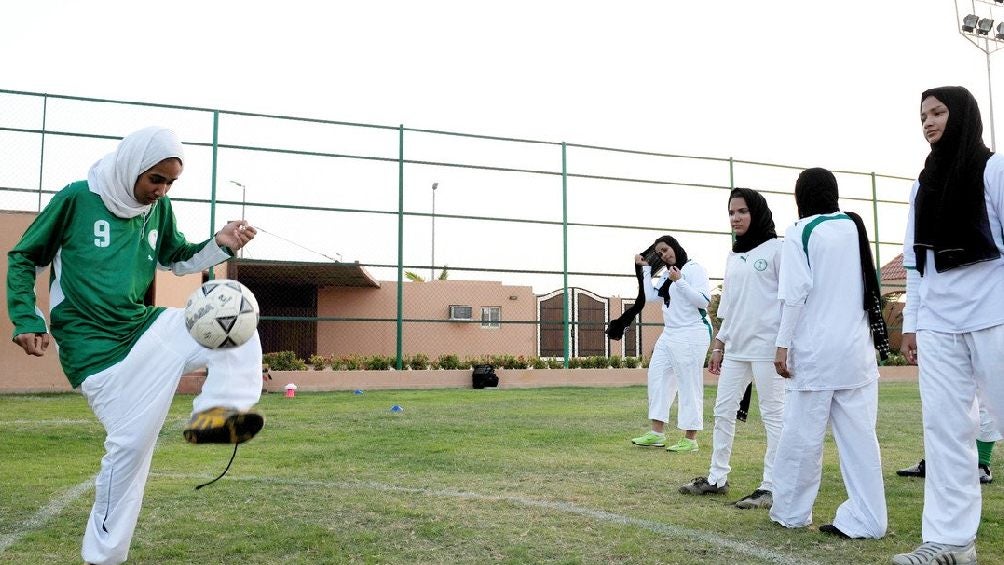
[2,382,1003,564]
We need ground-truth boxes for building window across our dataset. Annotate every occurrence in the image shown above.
[448,305,473,320]
[621,300,640,358]
[481,306,501,329]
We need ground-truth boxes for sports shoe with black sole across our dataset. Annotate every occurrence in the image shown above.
[896,459,925,478]
[734,489,773,509]
[891,541,976,565]
[678,476,728,495]
[183,407,264,444]
[980,463,993,484]
[819,524,850,539]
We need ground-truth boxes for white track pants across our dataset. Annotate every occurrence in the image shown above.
[917,324,1004,546]
[78,308,263,565]
[769,381,887,539]
[646,327,710,431]
[978,397,1002,442]
[707,359,785,490]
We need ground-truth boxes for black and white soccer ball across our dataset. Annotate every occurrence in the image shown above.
[185,279,259,348]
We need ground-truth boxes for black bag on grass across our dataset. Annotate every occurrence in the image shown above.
[472,365,499,389]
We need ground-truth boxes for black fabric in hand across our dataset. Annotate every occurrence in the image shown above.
[607,244,664,341]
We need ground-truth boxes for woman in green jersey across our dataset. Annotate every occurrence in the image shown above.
[7,127,265,565]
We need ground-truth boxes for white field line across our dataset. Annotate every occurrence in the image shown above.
[0,419,96,427]
[0,479,92,554]
[152,472,820,565]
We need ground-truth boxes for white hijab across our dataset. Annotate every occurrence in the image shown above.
[87,126,185,219]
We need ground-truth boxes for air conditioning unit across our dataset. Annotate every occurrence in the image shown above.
[448,305,473,320]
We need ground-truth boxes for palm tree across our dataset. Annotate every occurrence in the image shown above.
[404,266,449,282]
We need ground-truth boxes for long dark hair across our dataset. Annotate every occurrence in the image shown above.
[653,235,688,306]
[794,168,839,219]
[729,187,776,253]
[915,86,997,274]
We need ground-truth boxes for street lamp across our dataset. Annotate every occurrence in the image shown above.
[228,180,247,258]
[228,180,246,220]
[431,182,438,280]
[955,1,1004,150]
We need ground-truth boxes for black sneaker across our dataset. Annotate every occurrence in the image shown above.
[734,489,773,509]
[980,463,993,484]
[896,459,925,477]
[183,407,265,444]
[678,476,729,495]
[819,524,850,539]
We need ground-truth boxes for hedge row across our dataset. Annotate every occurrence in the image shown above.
[262,352,648,372]
[263,350,908,372]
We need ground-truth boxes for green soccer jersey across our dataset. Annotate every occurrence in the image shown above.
[7,181,229,387]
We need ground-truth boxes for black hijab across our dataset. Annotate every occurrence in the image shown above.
[794,168,891,360]
[729,187,777,253]
[794,168,840,219]
[915,86,997,274]
[729,187,775,422]
[653,235,689,306]
[605,236,684,340]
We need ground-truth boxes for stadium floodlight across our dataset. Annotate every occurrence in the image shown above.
[963,13,979,32]
[955,2,1002,151]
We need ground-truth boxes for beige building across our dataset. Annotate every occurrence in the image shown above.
[879,253,907,350]
[1,210,664,393]
[0,211,203,392]
[229,259,662,362]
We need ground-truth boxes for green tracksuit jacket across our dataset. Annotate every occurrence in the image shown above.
[7,181,228,387]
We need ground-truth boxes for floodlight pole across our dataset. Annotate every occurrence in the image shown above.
[955,0,1003,150]
[431,182,438,280]
[988,50,997,151]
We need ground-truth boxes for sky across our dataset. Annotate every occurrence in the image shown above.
[3,0,1004,295]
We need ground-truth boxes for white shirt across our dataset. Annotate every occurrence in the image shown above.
[776,213,878,391]
[902,153,1004,334]
[642,260,712,337]
[716,238,782,361]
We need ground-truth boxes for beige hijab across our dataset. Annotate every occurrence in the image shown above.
[87,127,184,218]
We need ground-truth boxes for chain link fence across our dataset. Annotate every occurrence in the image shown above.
[0,89,913,369]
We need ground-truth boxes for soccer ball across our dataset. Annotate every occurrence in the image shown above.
[185,279,260,348]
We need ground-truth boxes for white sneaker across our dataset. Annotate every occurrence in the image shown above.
[734,489,773,509]
[891,541,976,565]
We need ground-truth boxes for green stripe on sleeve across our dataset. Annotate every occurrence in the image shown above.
[801,213,851,267]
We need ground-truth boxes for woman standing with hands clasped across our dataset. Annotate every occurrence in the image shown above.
[629,235,713,453]
[892,86,1004,565]
[678,188,785,510]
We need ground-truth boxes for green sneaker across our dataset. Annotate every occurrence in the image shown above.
[665,437,699,452]
[631,431,666,447]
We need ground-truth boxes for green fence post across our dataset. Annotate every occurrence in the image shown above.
[729,157,736,247]
[208,111,219,280]
[871,172,881,285]
[37,95,48,213]
[395,125,405,370]
[561,142,570,367]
